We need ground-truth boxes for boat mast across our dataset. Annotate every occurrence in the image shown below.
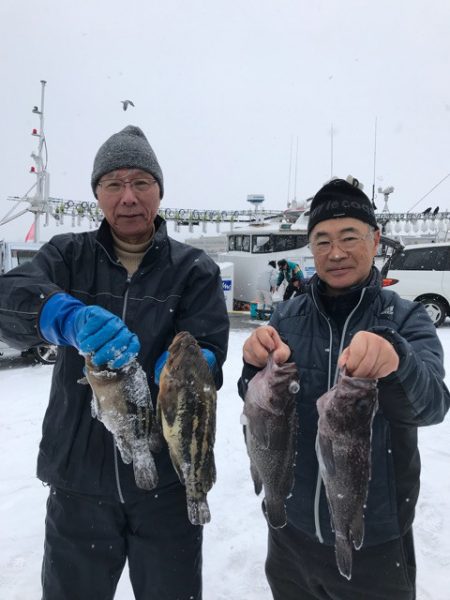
[29,80,48,242]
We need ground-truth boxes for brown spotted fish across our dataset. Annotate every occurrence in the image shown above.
[316,371,378,580]
[82,356,161,491]
[242,353,300,528]
[157,331,217,525]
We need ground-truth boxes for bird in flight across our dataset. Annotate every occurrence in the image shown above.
[121,100,135,111]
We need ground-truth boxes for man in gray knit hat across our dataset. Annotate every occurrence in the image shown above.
[0,125,229,599]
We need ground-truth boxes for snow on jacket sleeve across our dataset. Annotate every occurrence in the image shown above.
[0,240,69,350]
[372,302,450,427]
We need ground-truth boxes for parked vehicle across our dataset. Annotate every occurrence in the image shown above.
[0,240,58,364]
[382,241,450,327]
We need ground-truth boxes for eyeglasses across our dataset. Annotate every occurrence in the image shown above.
[309,233,372,256]
[97,178,157,195]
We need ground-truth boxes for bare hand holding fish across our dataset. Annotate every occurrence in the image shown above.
[243,325,291,368]
[338,331,399,378]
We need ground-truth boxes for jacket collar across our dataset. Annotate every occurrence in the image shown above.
[309,266,381,313]
[95,215,168,268]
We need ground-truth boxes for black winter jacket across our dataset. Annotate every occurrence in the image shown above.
[238,269,449,546]
[0,217,229,501]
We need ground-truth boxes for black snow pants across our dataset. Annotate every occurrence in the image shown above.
[266,521,416,600]
[41,483,202,600]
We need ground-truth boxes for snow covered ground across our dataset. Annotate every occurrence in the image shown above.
[0,320,449,600]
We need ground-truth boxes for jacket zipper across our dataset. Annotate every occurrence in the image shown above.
[312,287,367,542]
[113,276,133,504]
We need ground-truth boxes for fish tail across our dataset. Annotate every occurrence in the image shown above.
[187,496,211,526]
[263,497,287,529]
[132,439,159,490]
[335,535,353,580]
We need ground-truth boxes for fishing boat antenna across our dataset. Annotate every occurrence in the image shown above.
[286,136,293,207]
[371,117,378,208]
[293,136,299,205]
[330,123,334,178]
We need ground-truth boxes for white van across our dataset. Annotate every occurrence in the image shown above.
[382,242,450,327]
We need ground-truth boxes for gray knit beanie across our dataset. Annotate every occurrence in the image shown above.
[91,125,164,198]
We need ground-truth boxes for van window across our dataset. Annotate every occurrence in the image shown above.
[390,246,450,271]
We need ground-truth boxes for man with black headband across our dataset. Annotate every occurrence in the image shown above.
[238,177,449,599]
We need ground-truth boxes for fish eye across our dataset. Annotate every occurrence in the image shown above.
[289,381,300,394]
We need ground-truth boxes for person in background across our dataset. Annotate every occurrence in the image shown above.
[255,260,278,312]
[238,177,449,600]
[0,125,229,600]
[283,276,304,299]
[276,258,304,301]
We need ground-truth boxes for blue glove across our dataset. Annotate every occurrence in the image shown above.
[40,293,140,368]
[154,347,216,385]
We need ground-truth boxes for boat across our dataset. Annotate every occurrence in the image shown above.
[212,186,450,309]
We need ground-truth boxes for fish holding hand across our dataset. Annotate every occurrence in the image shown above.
[157,331,217,526]
[242,353,300,528]
[81,356,162,491]
[316,370,378,580]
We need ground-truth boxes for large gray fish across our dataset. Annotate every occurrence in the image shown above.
[316,371,378,580]
[82,356,161,491]
[157,331,217,525]
[242,353,300,528]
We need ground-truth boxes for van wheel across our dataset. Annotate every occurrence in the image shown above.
[418,297,447,327]
[33,345,58,365]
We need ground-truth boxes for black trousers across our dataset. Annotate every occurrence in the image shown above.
[266,522,416,600]
[41,484,202,600]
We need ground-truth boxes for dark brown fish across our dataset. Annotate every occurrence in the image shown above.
[242,353,300,528]
[157,331,217,525]
[83,356,161,491]
[316,371,378,580]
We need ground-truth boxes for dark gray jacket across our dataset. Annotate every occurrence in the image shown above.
[238,269,449,546]
[0,217,229,501]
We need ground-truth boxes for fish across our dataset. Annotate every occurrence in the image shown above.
[82,356,161,491]
[242,353,300,528]
[316,371,378,580]
[157,331,217,525]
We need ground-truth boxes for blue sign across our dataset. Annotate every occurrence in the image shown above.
[222,279,232,292]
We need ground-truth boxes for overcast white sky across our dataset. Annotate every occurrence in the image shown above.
[1,0,450,240]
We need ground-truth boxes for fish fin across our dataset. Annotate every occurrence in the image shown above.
[317,434,336,476]
[157,377,179,427]
[115,435,133,464]
[132,439,159,490]
[250,462,263,495]
[335,535,353,580]
[263,497,287,529]
[77,376,89,385]
[187,496,211,525]
[170,453,186,485]
[351,511,365,550]
[90,395,100,419]
[149,420,164,453]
